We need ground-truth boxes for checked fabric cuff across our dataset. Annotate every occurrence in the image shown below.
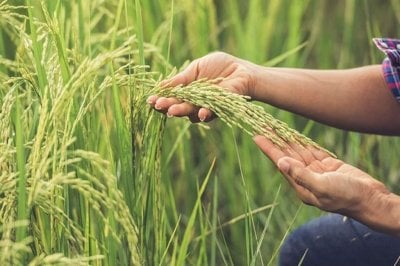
[373,38,400,102]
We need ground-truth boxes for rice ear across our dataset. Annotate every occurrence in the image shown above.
[153,79,335,157]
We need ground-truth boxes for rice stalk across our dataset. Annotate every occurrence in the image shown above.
[0,1,27,42]
[0,2,147,264]
[27,253,104,266]
[14,88,28,245]
[0,221,32,265]
[152,79,335,156]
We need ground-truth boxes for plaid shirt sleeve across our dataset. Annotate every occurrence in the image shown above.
[373,38,400,102]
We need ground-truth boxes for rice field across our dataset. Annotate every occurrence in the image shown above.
[0,0,399,265]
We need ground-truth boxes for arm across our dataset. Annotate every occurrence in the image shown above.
[253,135,400,236]
[150,53,400,235]
[150,52,400,235]
[149,52,400,134]
[251,65,400,135]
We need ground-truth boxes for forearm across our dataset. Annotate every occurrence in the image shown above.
[250,65,400,135]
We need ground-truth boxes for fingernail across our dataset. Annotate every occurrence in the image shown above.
[278,160,290,173]
[199,115,206,122]
[167,112,173,118]
[253,135,259,141]
[252,135,263,142]
[155,104,162,110]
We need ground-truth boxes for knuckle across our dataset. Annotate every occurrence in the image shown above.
[210,51,228,57]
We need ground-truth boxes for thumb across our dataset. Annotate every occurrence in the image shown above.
[161,60,199,88]
[277,158,291,173]
[277,157,304,174]
[160,72,188,88]
[277,157,320,191]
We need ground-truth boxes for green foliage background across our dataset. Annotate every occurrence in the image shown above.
[0,0,399,265]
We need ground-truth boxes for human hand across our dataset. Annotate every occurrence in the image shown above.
[147,52,257,122]
[253,135,390,216]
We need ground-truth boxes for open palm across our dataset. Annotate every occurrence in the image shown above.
[253,135,390,215]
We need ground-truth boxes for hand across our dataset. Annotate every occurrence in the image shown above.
[253,135,390,216]
[147,52,257,122]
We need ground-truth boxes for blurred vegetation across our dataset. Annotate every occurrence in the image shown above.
[0,0,399,265]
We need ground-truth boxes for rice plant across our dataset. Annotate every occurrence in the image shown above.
[152,78,334,156]
[0,1,155,264]
[0,0,399,265]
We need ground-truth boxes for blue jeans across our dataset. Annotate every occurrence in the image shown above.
[279,214,400,266]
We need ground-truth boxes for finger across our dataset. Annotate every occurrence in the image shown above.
[198,108,215,122]
[287,144,334,173]
[307,145,332,161]
[279,157,323,193]
[168,102,198,117]
[154,97,182,112]
[281,144,307,163]
[147,95,158,106]
[161,60,199,88]
[160,72,188,88]
[277,158,302,188]
[321,157,344,171]
[253,135,286,164]
[277,157,320,206]
[288,143,316,165]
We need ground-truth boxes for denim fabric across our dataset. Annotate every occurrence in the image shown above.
[279,214,400,266]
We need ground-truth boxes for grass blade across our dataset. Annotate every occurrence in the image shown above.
[14,90,27,243]
[176,158,216,265]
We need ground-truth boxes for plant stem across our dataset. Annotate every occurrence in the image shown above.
[15,94,27,243]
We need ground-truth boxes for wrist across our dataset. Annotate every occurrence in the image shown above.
[376,193,400,236]
[231,56,262,99]
[352,187,400,236]
[244,62,265,100]
[246,65,284,104]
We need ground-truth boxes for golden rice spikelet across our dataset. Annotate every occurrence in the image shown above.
[154,78,335,157]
